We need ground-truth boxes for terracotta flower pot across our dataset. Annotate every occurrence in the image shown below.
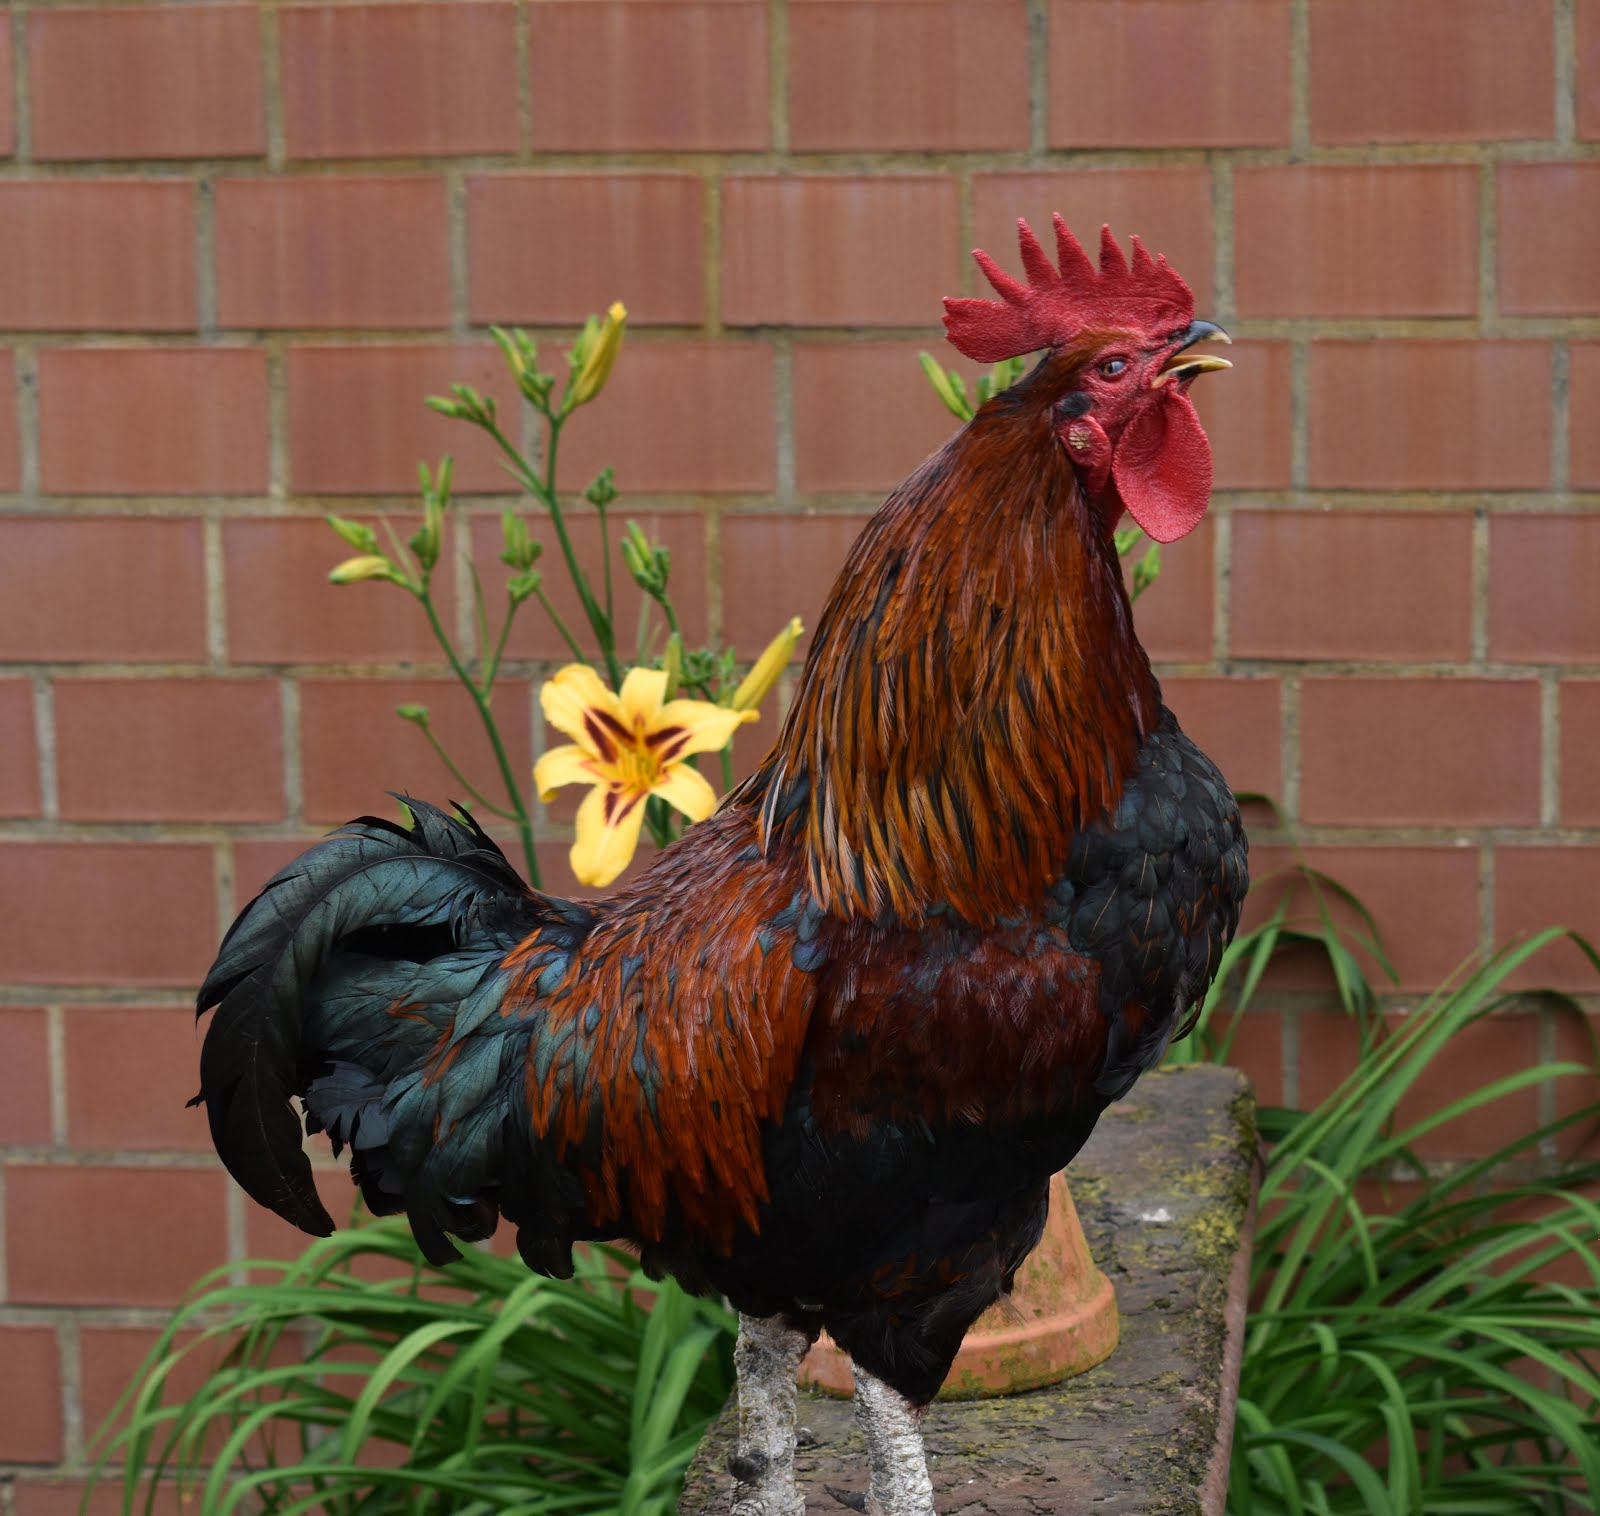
[798,1172,1118,1399]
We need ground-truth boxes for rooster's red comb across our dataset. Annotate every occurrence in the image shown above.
[943,216,1195,363]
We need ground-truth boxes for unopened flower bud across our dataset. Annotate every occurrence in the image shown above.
[567,302,627,410]
[327,515,379,554]
[329,554,397,585]
[732,617,804,712]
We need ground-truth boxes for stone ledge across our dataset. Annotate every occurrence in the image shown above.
[680,1064,1259,1516]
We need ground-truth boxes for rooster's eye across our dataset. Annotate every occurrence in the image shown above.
[1099,358,1128,378]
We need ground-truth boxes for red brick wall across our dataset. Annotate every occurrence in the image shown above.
[1,0,1598,1496]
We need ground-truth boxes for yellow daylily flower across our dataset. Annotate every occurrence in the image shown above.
[534,663,754,888]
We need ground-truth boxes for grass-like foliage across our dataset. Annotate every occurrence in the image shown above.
[1175,859,1600,1515]
[87,1233,734,1516]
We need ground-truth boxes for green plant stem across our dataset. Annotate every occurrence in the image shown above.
[532,586,586,664]
[479,413,623,689]
[468,563,491,682]
[541,415,624,688]
[480,598,518,692]
[415,588,540,888]
[414,723,514,822]
[598,498,614,628]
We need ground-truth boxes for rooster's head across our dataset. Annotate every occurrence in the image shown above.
[943,215,1230,544]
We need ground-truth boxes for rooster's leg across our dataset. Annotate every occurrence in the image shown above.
[728,1313,811,1516]
[852,1365,934,1516]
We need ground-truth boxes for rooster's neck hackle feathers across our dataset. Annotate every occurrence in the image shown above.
[760,395,1159,927]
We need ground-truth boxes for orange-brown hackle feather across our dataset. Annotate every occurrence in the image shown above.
[760,337,1160,927]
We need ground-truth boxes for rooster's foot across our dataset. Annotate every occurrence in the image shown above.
[852,1366,934,1516]
[729,1313,812,1516]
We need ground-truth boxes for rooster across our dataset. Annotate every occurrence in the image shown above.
[195,216,1247,1516]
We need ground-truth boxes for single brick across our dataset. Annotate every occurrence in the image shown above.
[0,27,13,159]
[722,177,959,327]
[0,349,17,489]
[1489,515,1600,662]
[0,1006,50,1145]
[29,5,265,160]
[721,512,872,658]
[231,835,327,906]
[1310,0,1553,143]
[1224,1012,1284,1108]
[1494,847,1600,989]
[4,1165,228,1307]
[555,340,776,493]
[1499,163,1600,315]
[1390,1012,1544,1160]
[0,679,39,818]
[1230,510,1474,662]
[1048,0,1291,147]
[13,1482,185,1516]
[65,1006,212,1152]
[1308,341,1551,490]
[1245,843,1483,993]
[1300,1010,1543,1159]
[790,1,1028,150]
[282,2,517,158]
[0,1326,63,1461]
[215,177,450,329]
[1573,345,1600,487]
[223,516,456,665]
[971,168,1214,310]
[0,842,218,986]
[0,517,207,662]
[467,174,704,325]
[468,510,709,662]
[1582,0,1600,139]
[77,1327,215,1446]
[1560,681,1600,825]
[530,2,768,151]
[1130,517,1214,664]
[1193,340,1291,490]
[38,347,268,496]
[0,182,195,331]
[792,340,979,493]
[1235,165,1478,317]
[286,344,512,494]
[1160,676,1281,799]
[1299,678,1541,826]
[54,678,285,823]
[1553,1009,1600,1158]
[297,677,531,824]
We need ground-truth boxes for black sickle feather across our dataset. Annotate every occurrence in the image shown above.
[193,797,532,1236]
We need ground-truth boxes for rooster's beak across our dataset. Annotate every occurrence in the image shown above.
[1152,320,1232,388]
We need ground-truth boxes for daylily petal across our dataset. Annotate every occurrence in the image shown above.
[652,761,718,824]
[533,744,599,802]
[618,666,669,730]
[571,782,649,888]
[541,664,628,761]
[647,700,757,763]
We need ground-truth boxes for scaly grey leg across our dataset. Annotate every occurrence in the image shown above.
[729,1313,811,1516]
[853,1365,935,1516]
